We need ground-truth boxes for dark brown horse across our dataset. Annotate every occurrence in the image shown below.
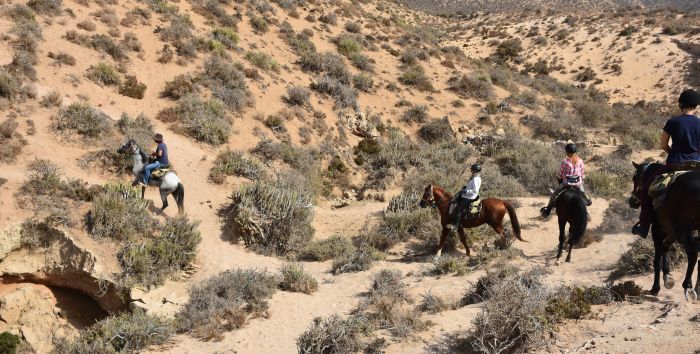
[419,184,524,256]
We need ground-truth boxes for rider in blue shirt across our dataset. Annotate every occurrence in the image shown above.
[142,133,169,185]
[633,89,700,238]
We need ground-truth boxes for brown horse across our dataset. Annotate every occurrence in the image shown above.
[419,184,525,256]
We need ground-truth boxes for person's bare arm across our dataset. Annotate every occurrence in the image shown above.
[660,131,671,153]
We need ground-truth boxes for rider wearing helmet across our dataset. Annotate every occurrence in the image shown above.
[450,163,482,231]
[540,143,592,218]
[633,89,700,238]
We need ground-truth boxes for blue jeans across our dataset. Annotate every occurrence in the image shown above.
[143,161,161,184]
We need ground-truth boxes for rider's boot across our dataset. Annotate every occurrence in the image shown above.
[582,192,593,206]
[631,222,649,238]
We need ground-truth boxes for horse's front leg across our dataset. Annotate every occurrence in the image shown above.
[682,237,698,302]
[555,219,566,265]
[436,227,449,257]
[160,189,169,211]
[457,227,470,257]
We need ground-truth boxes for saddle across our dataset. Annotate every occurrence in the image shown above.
[467,198,482,217]
[151,165,172,180]
[649,170,688,210]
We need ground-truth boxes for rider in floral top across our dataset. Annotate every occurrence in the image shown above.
[540,143,592,218]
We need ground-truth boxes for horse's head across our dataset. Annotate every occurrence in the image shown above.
[419,184,436,208]
[628,161,662,209]
[117,139,138,155]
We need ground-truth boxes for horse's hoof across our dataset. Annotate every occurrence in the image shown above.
[555,259,560,266]
[649,288,660,296]
[663,274,675,289]
[565,258,571,263]
[684,288,697,302]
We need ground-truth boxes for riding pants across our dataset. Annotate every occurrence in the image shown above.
[452,197,475,228]
[143,161,161,184]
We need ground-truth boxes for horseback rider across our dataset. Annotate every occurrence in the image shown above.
[540,143,592,218]
[632,89,700,238]
[142,133,169,186]
[449,163,482,231]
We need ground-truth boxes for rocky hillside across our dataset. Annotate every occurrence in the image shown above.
[398,0,700,13]
[0,0,699,353]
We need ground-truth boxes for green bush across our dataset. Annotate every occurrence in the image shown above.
[201,55,254,112]
[212,27,239,48]
[401,104,429,124]
[418,291,449,313]
[284,86,311,106]
[353,73,374,92]
[54,102,111,138]
[279,262,319,294]
[54,310,174,354]
[492,38,522,62]
[0,69,23,100]
[224,177,315,255]
[27,0,62,15]
[335,34,363,56]
[209,149,265,183]
[89,183,153,240]
[118,75,147,99]
[299,52,350,83]
[448,73,495,101]
[86,62,121,86]
[250,15,269,33]
[573,99,612,127]
[166,94,231,145]
[0,332,20,354]
[118,217,201,287]
[350,53,373,71]
[312,76,357,109]
[245,51,280,72]
[175,269,278,340]
[418,117,454,143]
[298,235,355,261]
[162,74,196,100]
[362,208,440,252]
[399,64,434,92]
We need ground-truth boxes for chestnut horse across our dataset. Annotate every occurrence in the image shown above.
[419,184,524,256]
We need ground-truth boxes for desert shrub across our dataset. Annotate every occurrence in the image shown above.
[48,51,76,66]
[610,281,642,300]
[209,149,265,183]
[162,74,196,99]
[661,19,692,35]
[77,20,96,31]
[53,310,174,354]
[467,268,557,353]
[118,75,147,99]
[159,13,193,42]
[224,177,314,255]
[201,56,254,112]
[54,102,111,138]
[121,32,143,52]
[284,86,310,106]
[86,62,121,86]
[332,244,382,274]
[610,238,686,279]
[7,50,38,81]
[40,91,62,107]
[573,99,612,127]
[0,69,23,100]
[250,15,269,33]
[165,94,231,145]
[297,315,368,354]
[19,160,94,204]
[488,65,513,89]
[586,170,626,199]
[318,13,337,25]
[245,51,280,72]
[27,0,62,15]
[575,67,597,82]
[7,4,36,21]
[418,291,449,313]
[361,269,427,337]
[461,265,520,305]
[89,183,153,240]
[211,27,239,49]
[116,113,154,148]
[312,76,357,109]
[401,104,429,124]
[529,108,584,141]
[484,131,560,194]
[12,19,42,54]
[175,268,278,340]
[353,73,374,92]
[350,53,373,71]
[448,73,495,101]
[89,34,128,61]
[335,34,363,56]
[418,117,454,144]
[344,21,361,33]
[118,217,201,287]
[399,64,434,92]
[610,103,668,149]
[0,117,24,162]
[0,332,20,354]
[429,255,471,276]
[279,262,319,294]
[298,235,355,261]
[492,38,522,62]
[362,207,439,252]
[299,52,350,83]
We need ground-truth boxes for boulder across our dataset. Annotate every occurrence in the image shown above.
[346,111,380,139]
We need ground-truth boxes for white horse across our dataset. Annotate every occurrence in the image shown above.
[117,139,184,215]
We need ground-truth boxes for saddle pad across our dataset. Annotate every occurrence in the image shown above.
[649,171,688,199]
[468,199,482,217]
[152,168,171,179]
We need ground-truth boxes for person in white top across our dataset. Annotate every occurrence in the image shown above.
[450,163,482,231]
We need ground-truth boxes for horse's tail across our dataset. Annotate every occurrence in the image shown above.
[175,183,185,215]
[504,201,524,242]
[569,196,588,247]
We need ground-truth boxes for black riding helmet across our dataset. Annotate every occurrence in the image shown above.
[679,89,700,108]
[470,163,481,173]
[565,143,577,154]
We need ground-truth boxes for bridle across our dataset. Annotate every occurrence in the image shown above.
[424,185,443,209]
[631,162,652,200]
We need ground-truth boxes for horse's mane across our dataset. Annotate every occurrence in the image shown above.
[137,145,148,163]
[431,185,452,199]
